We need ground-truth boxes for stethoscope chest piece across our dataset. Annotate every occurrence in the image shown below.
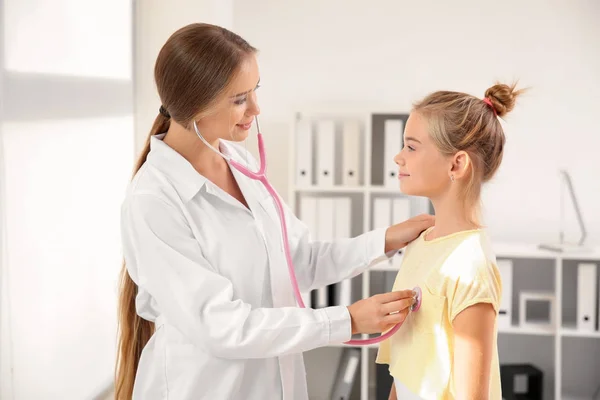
[411,286,422,312]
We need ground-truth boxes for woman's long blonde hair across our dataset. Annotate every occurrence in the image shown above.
[114,23,256,400]
[412,82,525,225]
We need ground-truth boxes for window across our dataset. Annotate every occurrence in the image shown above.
[4,0,132,79]
[1,1,133,398]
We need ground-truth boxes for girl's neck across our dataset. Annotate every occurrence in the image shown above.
[428,195,480,240]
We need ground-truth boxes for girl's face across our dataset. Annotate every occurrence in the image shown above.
[394,112,454,199]
[194,54,261,143]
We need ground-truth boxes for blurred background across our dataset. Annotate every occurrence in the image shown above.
[0,0,599,399]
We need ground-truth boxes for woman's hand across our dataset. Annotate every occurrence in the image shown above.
[347,289,415,335]
[385,214,434,253]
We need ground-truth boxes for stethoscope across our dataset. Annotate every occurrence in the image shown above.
[193,116,422,345]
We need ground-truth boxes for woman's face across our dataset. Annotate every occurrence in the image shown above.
[194,53,261,143]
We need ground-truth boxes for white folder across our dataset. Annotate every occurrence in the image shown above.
[334,197,352,238]
[373,198,392,230]
[577,263,597,332]
[342,121,361,186]
[392,198,411,224]
[316,120,335,187]
[497,259,513,329]
[337,278,353,307]
[295,118,313,187]
[317,197,335,241]
[315,287,328,308]
[384,119,403,188]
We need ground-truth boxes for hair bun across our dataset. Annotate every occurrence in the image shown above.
[484,82,525,117]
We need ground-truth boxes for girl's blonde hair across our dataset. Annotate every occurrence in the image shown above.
[412,82,525,224]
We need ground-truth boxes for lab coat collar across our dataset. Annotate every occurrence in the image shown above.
[146,134,254,203]
[147,133,208,202]
[202,139,263,215]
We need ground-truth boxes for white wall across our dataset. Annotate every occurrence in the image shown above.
[134,0,234,153]
[232,0,600,245]
[133,0,297,194]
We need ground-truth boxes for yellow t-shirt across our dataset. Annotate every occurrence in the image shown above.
[376,227,502,400]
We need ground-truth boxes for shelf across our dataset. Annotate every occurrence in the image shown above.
[498,324,555,336]
[292,185,408,195]
[328,341,379,349]
[293,185,366,193]
[328,343,379,349]
[368,186,401,194]
[370,264,400,272]
[562,394,596,400]
[492,242,600,261]
[493,243,560,260]
[560,247,600,261]
[327,343,359,348]
[560,324,600,338]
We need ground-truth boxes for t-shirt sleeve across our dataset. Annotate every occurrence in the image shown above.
[447,256,502,323]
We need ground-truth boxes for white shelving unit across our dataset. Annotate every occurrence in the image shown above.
[288,110,600,400]
[492,247,600,400]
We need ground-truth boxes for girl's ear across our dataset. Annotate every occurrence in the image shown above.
[449,151,471,181]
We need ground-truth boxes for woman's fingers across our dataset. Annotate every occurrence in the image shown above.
[347,288,417,334]
[382,297,415,315]
[375,289,415,304]
[383,308,410,327]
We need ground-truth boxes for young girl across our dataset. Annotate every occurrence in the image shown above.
[376,83,524,399]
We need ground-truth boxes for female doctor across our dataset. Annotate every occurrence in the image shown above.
[115,23,434,400]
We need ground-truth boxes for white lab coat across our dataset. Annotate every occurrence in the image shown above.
[120,133,388,400]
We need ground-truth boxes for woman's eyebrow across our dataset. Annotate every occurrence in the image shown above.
[230,78,261,98]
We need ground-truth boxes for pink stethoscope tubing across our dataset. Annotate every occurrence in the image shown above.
[193,117,420,345]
